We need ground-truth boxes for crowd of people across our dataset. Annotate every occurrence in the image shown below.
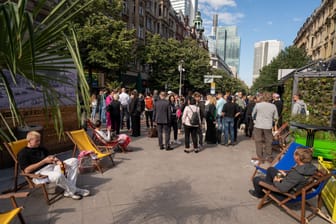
[18,87,311,202]
[88,87,309,158]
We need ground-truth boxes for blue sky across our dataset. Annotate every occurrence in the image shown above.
[198,0,321,86]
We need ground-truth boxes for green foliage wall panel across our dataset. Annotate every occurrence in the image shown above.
[283,76,335,126]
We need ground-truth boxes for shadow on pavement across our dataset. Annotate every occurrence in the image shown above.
[113,180,241,224]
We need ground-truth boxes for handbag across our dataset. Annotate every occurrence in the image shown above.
[147,126,158,138]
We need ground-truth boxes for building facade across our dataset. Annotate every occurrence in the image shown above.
[170,0,198,27]
[252,40,283,82]
[294,0,336,61]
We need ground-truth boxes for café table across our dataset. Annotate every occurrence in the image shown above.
[290,122,336,147]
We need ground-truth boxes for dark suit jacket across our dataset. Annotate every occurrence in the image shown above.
[109,100,121,118]
[129,98,139,116]
[153,99,171,124]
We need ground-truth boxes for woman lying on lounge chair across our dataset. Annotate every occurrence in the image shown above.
[94,120,131,152]
[249,147,317,198]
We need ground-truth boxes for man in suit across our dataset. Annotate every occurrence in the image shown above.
[153,91,172,150]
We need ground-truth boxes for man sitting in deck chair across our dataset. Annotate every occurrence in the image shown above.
[249,147,317,198]
[17,131,90,200]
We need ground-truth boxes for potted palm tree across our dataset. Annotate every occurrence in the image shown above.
[0,0,93,143]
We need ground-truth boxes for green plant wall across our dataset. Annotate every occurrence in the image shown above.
[282,76,335,126]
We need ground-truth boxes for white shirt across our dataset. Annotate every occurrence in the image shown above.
[119,92,129,106]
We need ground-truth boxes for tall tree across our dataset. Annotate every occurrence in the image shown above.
[180,38,211,92]
[251,46,311,92]
[73,0,136,83]
[144,35,211,93]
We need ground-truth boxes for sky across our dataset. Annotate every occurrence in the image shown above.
[198,0,321,87]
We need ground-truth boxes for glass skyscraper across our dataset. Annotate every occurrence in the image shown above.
[215,26,241,75]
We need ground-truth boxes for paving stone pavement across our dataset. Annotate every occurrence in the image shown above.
[0,129,332,224]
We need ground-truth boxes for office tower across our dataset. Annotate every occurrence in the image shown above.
[253,40,284,82]
[215,26,241,76]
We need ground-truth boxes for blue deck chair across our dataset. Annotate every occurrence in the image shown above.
[251,142,306,180]
[257,170,336,224]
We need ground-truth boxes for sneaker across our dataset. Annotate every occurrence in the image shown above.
[77,188,90,197]
[194,148,200,153]
[250,159,260,166]
[248,189,264,198]
[64,191,82,200]
[184,149,193,153]
[175,140,182,144]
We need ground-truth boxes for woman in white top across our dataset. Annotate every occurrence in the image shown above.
[182,97,201,153]
[90,94,98,121]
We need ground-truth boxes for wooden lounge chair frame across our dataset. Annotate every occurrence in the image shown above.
[3,140,63,205]
[86,119,129,153]
[273,122,291,151]
[0,192,29,224]
[257,170,336,224]
[66,129,115,173]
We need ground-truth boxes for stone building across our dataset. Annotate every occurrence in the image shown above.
[294,0,336,60]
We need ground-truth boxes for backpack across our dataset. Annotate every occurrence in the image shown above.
[300,104,307,115]
[145,97,153,110]
[189,106,200,126]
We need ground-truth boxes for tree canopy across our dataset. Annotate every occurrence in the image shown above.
[251,46,311,92]
[73,0,136,78]
[144,34,211,93]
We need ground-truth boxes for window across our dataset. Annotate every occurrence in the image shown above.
[146,18,152,30]
[138,27,144,39]
[122,1,128,14]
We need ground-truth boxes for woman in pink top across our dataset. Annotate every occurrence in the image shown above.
[105,90,114,129]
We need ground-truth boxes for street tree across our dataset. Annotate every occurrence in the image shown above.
[145,34,211,93]
[213,69,249,94]
[73,0,136,85]
[180,38,211,92]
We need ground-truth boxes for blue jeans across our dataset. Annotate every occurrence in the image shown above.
[99,102,106,123]
[216,115,222,131]
[223,117,234,144]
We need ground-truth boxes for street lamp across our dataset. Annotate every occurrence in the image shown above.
[178,60,184,96]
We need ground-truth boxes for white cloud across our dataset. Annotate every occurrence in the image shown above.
[199,1,244,26]
[199,0,244,36]
[218,12,244,25]
[199,0,236,9]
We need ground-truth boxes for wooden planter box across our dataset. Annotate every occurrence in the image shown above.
[0,106,80,169]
